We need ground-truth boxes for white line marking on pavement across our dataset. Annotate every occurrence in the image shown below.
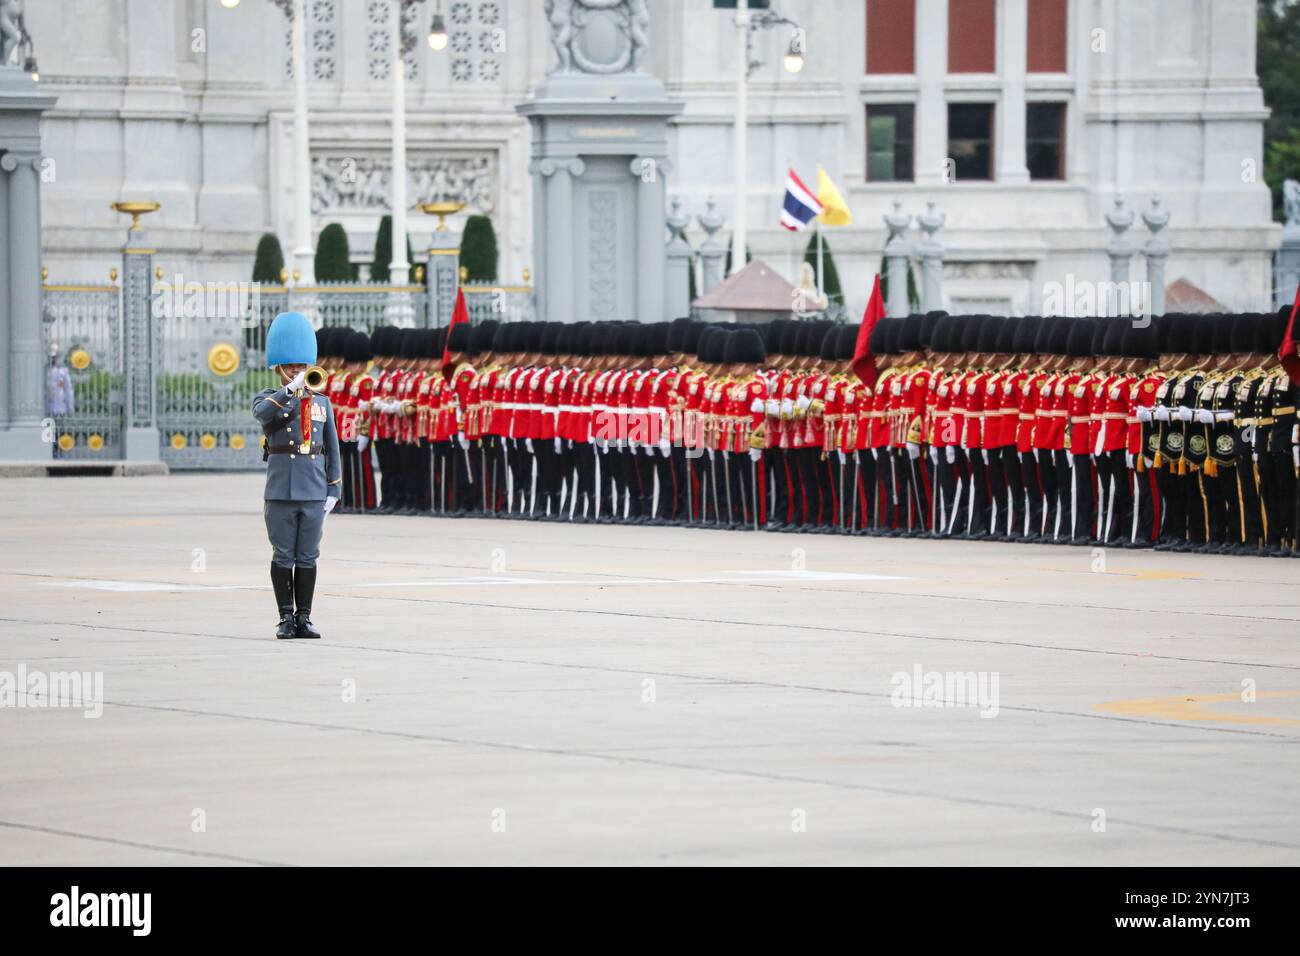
[39,569,908,594]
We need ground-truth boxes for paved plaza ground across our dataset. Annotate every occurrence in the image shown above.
[1,473,1297,866]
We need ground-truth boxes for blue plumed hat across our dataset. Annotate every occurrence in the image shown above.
[266,311,318,368]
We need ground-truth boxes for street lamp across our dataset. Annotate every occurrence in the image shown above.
[222,0,315,283]
[428,1,449,51]
[730,0,805,275]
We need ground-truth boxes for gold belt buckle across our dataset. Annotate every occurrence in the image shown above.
[299,441,312,454]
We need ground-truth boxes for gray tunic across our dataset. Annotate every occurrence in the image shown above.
[252,385,343,501]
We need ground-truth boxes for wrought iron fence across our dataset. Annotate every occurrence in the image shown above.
[40,284,124,459]
[462,286,537,325]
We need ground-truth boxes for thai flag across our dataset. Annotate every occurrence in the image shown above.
[779,167,824,232]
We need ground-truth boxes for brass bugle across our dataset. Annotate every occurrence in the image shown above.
[303,366,328,391]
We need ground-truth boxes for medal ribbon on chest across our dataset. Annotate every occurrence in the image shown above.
[299,392,313,454]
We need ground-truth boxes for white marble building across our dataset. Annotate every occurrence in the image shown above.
[30,0,1278,317]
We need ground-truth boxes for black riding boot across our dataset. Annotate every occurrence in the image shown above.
[271,562,296,639]
[293,566,322,639]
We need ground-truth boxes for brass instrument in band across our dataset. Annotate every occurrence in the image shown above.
[304,366,328,392]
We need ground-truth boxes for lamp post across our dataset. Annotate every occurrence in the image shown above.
[221,0,315,284]
[390,0,448,282]
[730,0,804,276]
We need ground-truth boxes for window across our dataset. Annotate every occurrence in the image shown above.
[866,0,916,75]
[1027,0,1069,73]
[866,105,915,182]
[947,103,994,181]
[947,0,996,74]
[1027,103,1066,180]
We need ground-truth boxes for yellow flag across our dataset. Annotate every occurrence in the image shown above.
[817,166,853,226]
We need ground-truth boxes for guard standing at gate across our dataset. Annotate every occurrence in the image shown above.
[253,310,342,640]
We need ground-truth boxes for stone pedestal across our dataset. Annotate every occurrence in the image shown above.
[665,198,692,320]
[517,2,682,324]
[0,66,58,461]
[426,234,461,327]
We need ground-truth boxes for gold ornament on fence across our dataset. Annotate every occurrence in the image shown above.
[229,435,246,451]
[171,433,187,450]
[200,434,217,450]
[69,348,91,371]
[87,434,104,452]
[57,434,75,451]
[207,342,240,377]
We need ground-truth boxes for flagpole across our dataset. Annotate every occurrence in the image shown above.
[731,0,749,276]
[816,224,824,301]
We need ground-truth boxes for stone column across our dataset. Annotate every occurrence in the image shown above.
[1142,197,1170,319]
[697,200,727,294]
[121,224,160,461]
[665,197,692,320]
[914,0,949,186]
[996,0,1030,184]
[542,159,581,322]
[2,148,45,457]
[1105,198,1136,285]
[0,153,10,430]
[917,201,946,313]
[883,201,912,318]
[530,159,547,324]
[633,156,666,322]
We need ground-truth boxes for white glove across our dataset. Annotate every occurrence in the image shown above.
[357,436,370,453]
[1067,452,1075,469]
[907,442,921,461]
[458,434,470,450]
[1293,446,1299,470]
[358,400,370,413]
[1136,407,1152,423]
[930,447,940,464]
[555,437,562,454]
[981,449,990,465]
[706,448,715,462]
[748,448,762,462]
[750,398,765,414]
[1214,411,1235,423]
[659,439,671,457]
[1194,409,1215,425]
[765,399,780,417]
[946,446,956,464]
[1177,406,1194,422]
[1154,407,1171,422]
[1094,430,1105,458]
[837,450,846,465]
[780,399,794,418]
[1125,452,1134,469]
[525,438,534,453]
[795,395,812,413]
[643,444,655,456]
[323,496,338,515]
[287,369,308,392]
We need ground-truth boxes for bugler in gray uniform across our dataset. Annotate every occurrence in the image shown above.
[255,312,343,639]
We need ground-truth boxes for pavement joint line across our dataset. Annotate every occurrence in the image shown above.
[4,605,1299,680]
[4,614,1296,741]
[99,698,1300,853]
[321,594,1300,673]
[0,819,291,867]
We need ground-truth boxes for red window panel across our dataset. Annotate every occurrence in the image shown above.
[1028,0,1069,73]
[948,0,996,74]
[866,0,916,75]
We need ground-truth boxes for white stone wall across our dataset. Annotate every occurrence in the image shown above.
[30,0,1279,316]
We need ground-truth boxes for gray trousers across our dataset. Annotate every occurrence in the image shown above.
[265,499,325,569]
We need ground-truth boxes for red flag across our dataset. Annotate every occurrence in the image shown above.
[1281,283,1300,386]
[851,274,886,388]
[441,287,470,381]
